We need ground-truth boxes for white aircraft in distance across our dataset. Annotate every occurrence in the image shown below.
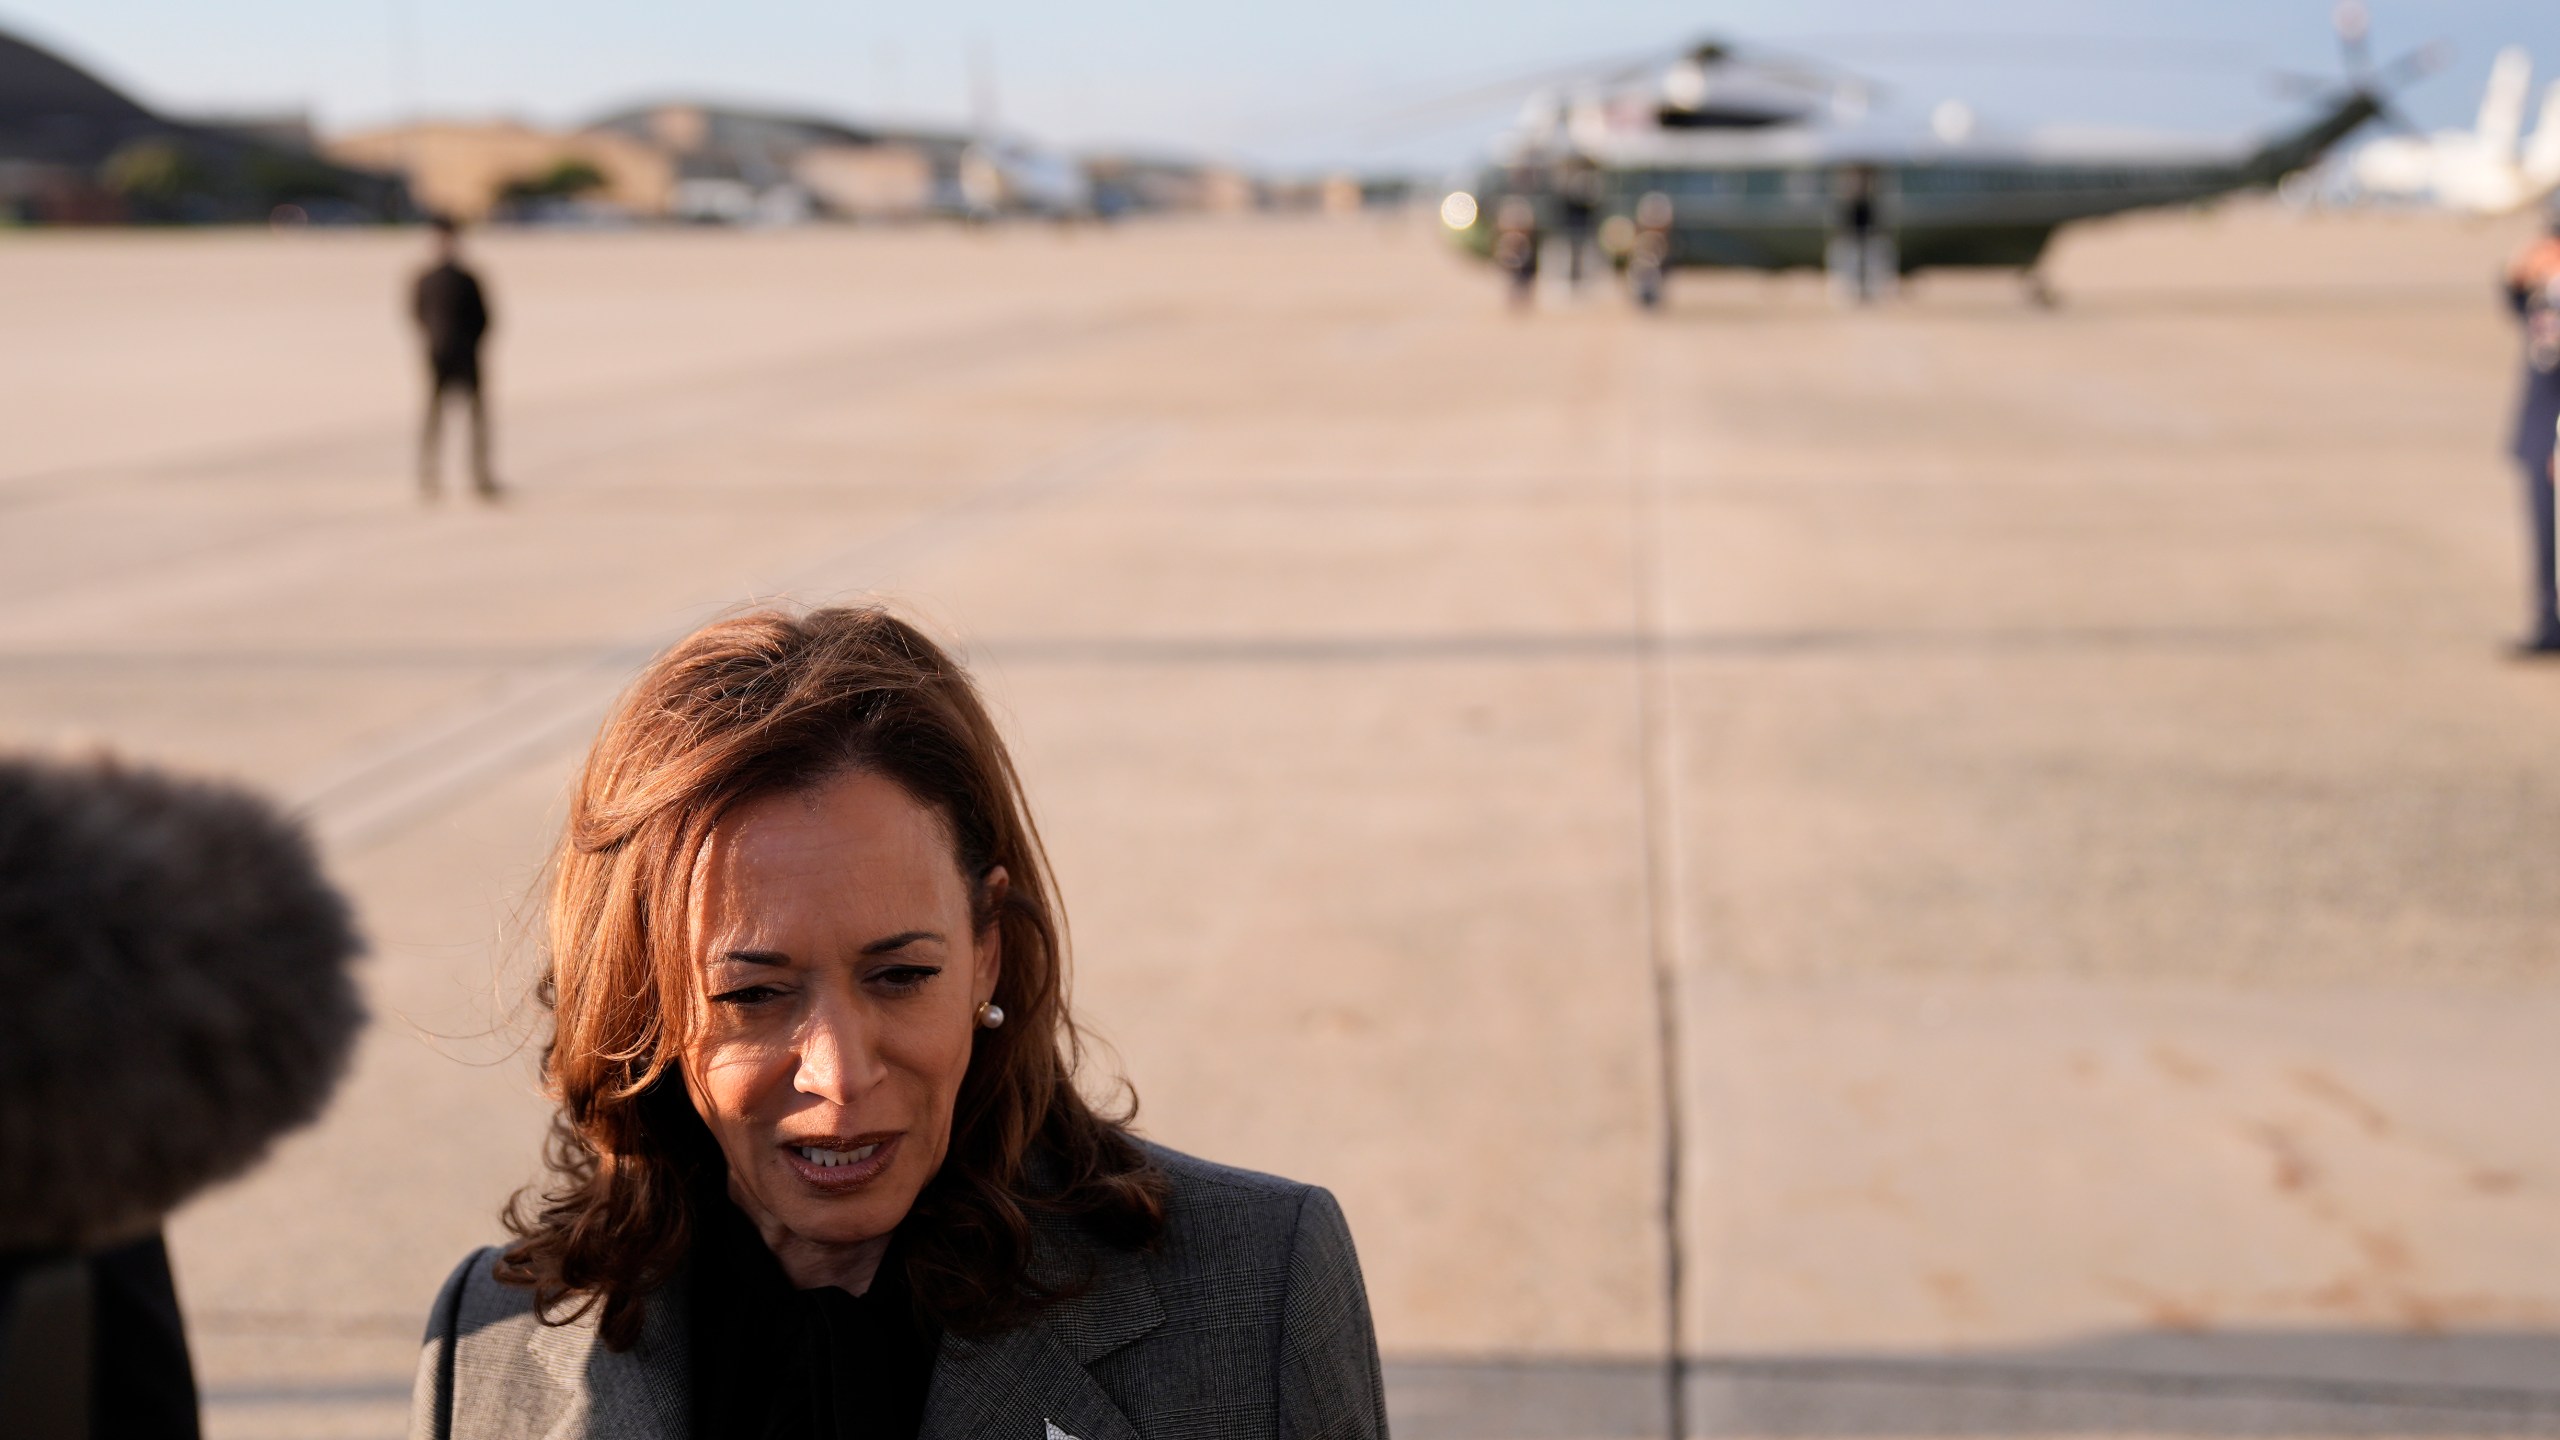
[2351,46,2560,214]
[959,138,1093,219]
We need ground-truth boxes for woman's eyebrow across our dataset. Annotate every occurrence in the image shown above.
[860,930,941,955]
[718,948,792,967]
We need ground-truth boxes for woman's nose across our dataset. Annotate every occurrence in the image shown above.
[793,993,889,1103]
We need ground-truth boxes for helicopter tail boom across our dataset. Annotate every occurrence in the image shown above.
[2241,89,2386,187]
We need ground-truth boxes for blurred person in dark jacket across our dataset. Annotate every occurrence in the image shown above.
[2504,207,2560,654]
[413,217,500,502]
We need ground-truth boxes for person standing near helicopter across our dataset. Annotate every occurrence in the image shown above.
[1493,194,1540,310]
[1628,191,1674,310]
[2503,205,2560,655]
[1551,155,1602,291]
[1829,165,1890,305]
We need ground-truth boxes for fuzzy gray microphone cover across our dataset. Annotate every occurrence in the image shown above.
[0,754,365,1252]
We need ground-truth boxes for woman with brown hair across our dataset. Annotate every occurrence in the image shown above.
[407,606,1387,1440]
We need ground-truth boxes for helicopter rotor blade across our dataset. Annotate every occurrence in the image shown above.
[1689,37,1894,111]
[1367,32,1888,136]
[2262,22,2442,119]
[2374,40,2454,91]
[1776,32,2263,72]
[1364,42,1687,128]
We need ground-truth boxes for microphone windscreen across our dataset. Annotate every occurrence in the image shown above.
[0,754,366,1251]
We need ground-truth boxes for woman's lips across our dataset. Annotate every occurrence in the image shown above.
[778,1131,901,1193]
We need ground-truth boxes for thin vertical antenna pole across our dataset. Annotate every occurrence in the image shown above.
[388,0,418,198]
[969,38,997,140]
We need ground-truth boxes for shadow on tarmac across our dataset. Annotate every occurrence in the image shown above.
[1390,1330,2560,1437]
[1631,280,2484,325]
[194,1329,2560,1434]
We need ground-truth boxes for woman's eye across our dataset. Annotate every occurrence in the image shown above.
[711,984,784,1007]
[871,965,940,994]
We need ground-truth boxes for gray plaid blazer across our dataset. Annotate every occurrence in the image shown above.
[407,1145,1388,1440]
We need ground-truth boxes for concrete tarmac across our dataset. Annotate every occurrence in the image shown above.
[3,207,2557,1439]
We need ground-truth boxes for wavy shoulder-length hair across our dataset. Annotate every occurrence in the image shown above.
[499,605,1166,1350]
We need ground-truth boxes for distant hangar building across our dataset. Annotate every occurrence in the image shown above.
[584,103,974,221]
[330,102,978,224]
[326,120,679,223]
[0,25,405,223]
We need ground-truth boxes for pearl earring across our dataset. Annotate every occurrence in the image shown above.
[976,1001,1006,1031]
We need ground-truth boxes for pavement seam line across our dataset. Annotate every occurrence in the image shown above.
[297,423,1166,851]
[1628,322,1695,1440]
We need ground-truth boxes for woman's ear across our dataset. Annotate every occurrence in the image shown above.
[975,865,1009,1002]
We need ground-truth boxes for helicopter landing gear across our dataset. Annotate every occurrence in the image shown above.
[2022,270,2060,309]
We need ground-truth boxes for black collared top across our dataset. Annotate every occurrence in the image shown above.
[686,1195,940,1440]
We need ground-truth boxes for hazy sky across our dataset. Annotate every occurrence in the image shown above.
[5,1,2556,170]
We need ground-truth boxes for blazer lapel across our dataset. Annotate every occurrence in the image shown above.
[921,1319,1142,1440]
[919,1219,1164,1440]
[521,1281,689,1440]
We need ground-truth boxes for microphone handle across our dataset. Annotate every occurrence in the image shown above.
[0,1252,92,1440]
